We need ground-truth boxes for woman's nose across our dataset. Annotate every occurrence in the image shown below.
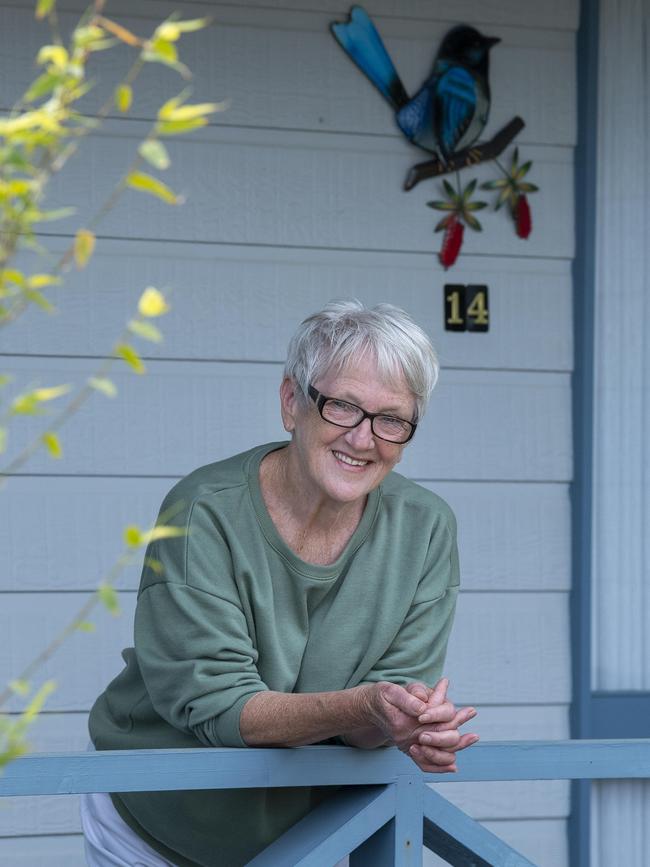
[345,417,375,449]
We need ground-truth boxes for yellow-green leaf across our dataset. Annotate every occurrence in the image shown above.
[35,0,55,19]
[74,229,95,268]
[0,427,7,454]
[22,680,56,721]
[76,620,95,632]
[126,172,180,205]
[115,84,133,113]
[160,102,219,123]
[170,17,211,34]
[27,274,62,289]
[73,24,105,47]
[25,72,60,102]
[2,269,26,287]
[124,525,143,547]
[144,556,164,574]
[155,22,181,42]
[150,38,178,63]
[128,319,163,342]
[98,583,120,615]
[36,45,68,70]
[138,286,170,317]
[12,384,70,415]
[42,431,62,458]
[9,679,30,696]
[138,139,170,170]
[33,384,71,402]
[115,343,145,374]
[24,288,55,313]
[88,376,117,398]
[0,374,13,387]
[156,117,208,136]
[141,525,186,544]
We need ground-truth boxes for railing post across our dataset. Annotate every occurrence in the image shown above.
[350,774,423,866]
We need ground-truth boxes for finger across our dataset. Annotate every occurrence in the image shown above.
[410,743,458,765]
[409,744,457,772]
[429,706,477,732]
[406,682,431,703]
[417,699,457,725]
[380,682,426,717]
[454,733,480,751]
[429,677,449,705]
[417,729,462,750]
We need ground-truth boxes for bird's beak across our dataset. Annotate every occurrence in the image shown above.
[485,36,501,47]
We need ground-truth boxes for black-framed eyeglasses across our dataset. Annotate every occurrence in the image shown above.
[307,385,417,444]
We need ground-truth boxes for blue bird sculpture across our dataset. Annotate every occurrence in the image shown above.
[331,7,501,165]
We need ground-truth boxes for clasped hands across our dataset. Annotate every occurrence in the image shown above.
[367,677,478,773]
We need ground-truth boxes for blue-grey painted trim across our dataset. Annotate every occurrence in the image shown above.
[247,784,396,866]
[3,742,650,797]
[591,693,650,738]
[423,787,535,866]
[570,0,600,863]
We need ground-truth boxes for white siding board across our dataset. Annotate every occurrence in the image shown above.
[446,592,571,705]
[1,478,570,592]
[6,241,573,373]
[1,591,569,712]
[0,835,86,865]
[41,124,573,259]
[1,0,580,37]
[1,358,572,480]
[0,6,576,147]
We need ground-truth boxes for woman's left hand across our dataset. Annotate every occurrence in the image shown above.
[405,678,479,772]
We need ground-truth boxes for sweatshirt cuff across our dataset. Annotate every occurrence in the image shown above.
[194,688,268,748]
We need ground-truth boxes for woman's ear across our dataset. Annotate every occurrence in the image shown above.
[279,377,299,433]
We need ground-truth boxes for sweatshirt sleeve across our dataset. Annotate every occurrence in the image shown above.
[134,498,268,748]
[360,507,460,687]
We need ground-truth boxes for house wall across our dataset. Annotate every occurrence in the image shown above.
[0,0,578,862]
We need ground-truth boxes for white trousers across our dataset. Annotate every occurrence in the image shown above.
[80,789,177,867]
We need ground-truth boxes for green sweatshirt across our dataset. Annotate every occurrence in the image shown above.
[89,442,460,866]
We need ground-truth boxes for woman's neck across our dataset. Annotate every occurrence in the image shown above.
[259,447,366,564]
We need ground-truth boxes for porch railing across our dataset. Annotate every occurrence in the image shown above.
[2,740,650,865]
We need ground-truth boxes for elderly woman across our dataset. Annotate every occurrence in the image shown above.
[82,300,478,866]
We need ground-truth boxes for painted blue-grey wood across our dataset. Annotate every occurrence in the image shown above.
[423,787,534,867]
[14,0,578,31]
[1,359,572,481]
[5,240,573,373]
[590,694,650,739]
[3,742,650,797]
[0,709,571,839]
[0,0,579,860]
[569,0,600,862]
[0,4,577,147]
[37,124,573,259]
[246,784,396,867]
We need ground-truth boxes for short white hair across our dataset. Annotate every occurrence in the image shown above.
[284,300,439,420]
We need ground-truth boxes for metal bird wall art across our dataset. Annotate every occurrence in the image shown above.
[330,6,539,268]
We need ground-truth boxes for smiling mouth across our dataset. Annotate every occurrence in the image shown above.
[332,450,370,468]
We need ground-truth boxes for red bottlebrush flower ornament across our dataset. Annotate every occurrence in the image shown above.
[515,193,532,239]
[482,148,538,239]
[428,179,486,269]
[439,215,464,269]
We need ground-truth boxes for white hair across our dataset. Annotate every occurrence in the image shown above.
[284,300,439,420]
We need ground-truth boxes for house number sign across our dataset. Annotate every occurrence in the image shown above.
[444,284,489,332]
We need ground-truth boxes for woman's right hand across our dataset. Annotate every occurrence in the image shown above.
[363,679,478,773]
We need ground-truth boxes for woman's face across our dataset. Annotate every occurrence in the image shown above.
[280,354,416,507]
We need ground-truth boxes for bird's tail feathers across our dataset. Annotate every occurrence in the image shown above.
[331,6,408,109]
